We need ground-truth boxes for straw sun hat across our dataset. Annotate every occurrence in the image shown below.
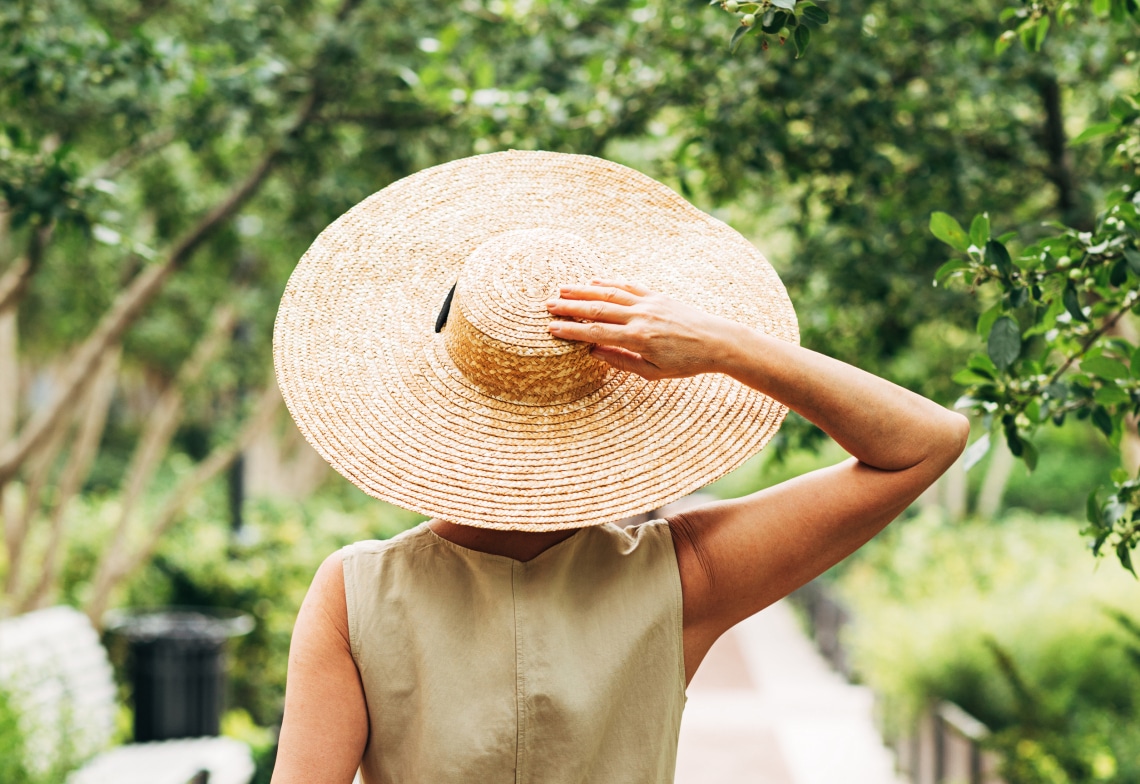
[273,150,798,531]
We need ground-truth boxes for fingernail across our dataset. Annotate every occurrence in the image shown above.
[545,300,556,309]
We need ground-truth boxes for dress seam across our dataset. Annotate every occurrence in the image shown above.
[513,560,524,784]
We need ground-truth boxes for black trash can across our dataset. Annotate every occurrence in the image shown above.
[105,607,253,742]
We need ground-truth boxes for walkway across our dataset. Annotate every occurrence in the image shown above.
[674,599,905,784]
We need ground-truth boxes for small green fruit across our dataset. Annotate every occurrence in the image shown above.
[741,12,755,26]
[725,0,739,11]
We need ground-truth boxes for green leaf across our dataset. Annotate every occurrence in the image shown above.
[1072,121,1120,145]
[1025,399,1042,425]
[1110,95,1138,122]
[1087,489,1104,528]
[1131,345,1140,378]
[1111,467,1130,485]
[934,258,970,284]
[1124,248,1140,275]
[800,5,828,25]
[985,240,1012,277]
[1111,258,1128,287]
[1018,19,1036,51]
[1032,15,1050,51]
[1117,541,1137,578]
[977,302,1002,338]
[952,369,994,386]
[1083,356,1131,380]
[968,353,999,377]
[729,24,752,52]
[1004,421,1023,457]
[1063,284,1089,322]
[1093,406,1115,437]
[969,213,990,248]
[995,30,1015,55]
[988,317,1021,372]
[930,212,970,252]
[1095,384,1131,406]
[761,10,786,31]
[1021,439,1038,472]
[771,0,795,9]
[792,24,810,57]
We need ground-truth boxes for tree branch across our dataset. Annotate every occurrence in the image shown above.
[89,127,178,182]
[87,304,237,612]
[0,98,313,486]
[86,382,280,623]
[1047,293,1139,386]
[1034,70,1091,230]
[18,348,120,611]
[0,223,53,314]
[2,364,85,600]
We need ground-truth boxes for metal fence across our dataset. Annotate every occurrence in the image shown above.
[790,580,1006,784]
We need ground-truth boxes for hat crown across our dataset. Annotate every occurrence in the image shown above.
[444,229,613,405]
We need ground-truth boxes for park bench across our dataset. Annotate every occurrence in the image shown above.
[0,605,254,784]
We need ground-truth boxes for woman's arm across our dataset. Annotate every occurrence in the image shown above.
[271,553,369,784]
[547,280,968,681]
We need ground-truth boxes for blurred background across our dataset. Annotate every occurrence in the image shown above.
[1,0,1139,782]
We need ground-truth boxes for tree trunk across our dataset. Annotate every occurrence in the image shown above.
[1035,70,1092,231]
[86,382,280,624]
[942,456,968,523]
[87,304,236,612]
[976,438,1015,520]
[20,348,120,611]
[3,378,76,604]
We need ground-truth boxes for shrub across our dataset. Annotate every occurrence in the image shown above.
[833,511,1140,783]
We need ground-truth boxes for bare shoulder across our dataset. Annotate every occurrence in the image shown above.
[298,549,351,651]
[273,549,367,783]
[670,452,961,679]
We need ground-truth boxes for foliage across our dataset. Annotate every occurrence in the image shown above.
[709,0,829,56]
[0,687,82,784]
[221,708,278,784]
[933,3,1140,571]
[834,511,1140,782]
[995,0,1140,55]
[106,487,419,724]
[3,0,797,611]
[979,419,1118,516]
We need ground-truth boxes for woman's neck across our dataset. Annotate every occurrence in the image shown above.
[428,519,580,562]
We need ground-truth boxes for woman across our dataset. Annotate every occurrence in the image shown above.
[270,151,968,783]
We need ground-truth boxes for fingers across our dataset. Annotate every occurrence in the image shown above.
[589,278,651,297]
[546,298,631,324]
[547,319,627,347]
[555,282,641,306]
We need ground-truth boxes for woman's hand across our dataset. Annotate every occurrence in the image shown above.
[546,279,741,380]
[551,278,969,686]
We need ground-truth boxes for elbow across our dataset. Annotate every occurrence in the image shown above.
[938,410,971,469]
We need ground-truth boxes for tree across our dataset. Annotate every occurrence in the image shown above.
[933,0,1140,573]
[0,0,769,616]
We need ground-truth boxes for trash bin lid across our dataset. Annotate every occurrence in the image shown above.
[104,607,254,642]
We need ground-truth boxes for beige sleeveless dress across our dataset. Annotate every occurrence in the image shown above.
[340,520,687,784]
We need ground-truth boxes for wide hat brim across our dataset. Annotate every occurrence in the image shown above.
[274,151,798,530]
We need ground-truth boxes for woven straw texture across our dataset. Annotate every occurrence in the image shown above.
[274,150,798,530]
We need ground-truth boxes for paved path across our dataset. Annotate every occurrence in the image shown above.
[674,599,905,784]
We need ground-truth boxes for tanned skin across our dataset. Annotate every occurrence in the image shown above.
[271,281,969,783]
